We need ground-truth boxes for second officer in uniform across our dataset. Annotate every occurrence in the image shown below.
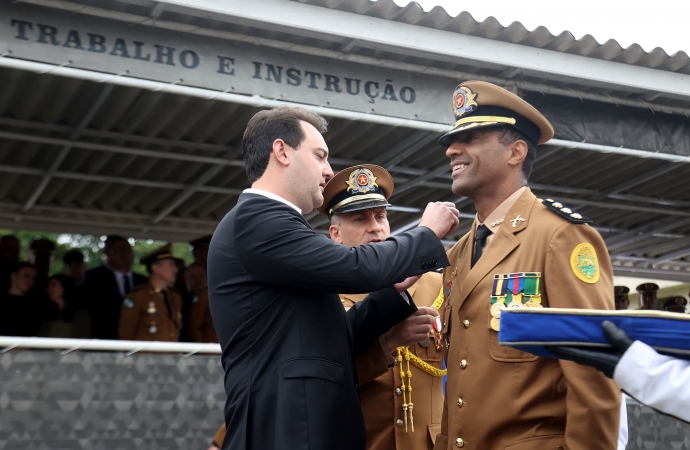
[322,164,445,450]
[118,244,183,341]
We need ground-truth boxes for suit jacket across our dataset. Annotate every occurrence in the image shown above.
[343,272,445,450]
[118,282,182,341]
[188,286,218,343]
[84,265,147,340]
[208,193,449,450]
[434,189,620,450]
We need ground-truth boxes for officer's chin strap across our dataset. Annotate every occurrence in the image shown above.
[397,347,414,432]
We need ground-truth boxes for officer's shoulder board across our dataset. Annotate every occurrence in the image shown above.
[541,198,592,224]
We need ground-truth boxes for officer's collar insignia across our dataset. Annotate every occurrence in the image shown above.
[346,167,379,194]
[452,86,478,118]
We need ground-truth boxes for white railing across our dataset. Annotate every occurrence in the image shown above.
[0,336,222,356]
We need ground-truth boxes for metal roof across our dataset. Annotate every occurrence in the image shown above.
[296,0,690,75]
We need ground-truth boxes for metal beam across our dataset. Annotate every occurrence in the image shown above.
[651,246,690,265]
[1,57,690,166]
[22,84,115,212]
[605,218,690,251]
[153,165,227,222]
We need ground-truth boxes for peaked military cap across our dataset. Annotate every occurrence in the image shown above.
[318,165,394,218]
[140,243,174,266]
[190,235,213,249]
[662,296,687,311]
[439,81,554,147]
[614,286,630,301]
[636,283,659,293]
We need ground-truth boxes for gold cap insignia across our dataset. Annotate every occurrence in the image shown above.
[452,86,478,118]
[346,167,378,194]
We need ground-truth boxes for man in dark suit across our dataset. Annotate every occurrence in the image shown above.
[208,107,459,450]
[84,235,147,340]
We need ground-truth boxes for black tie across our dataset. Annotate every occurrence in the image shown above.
[161,290,173,319]
[471,225,492,268]
[123,274,131,296]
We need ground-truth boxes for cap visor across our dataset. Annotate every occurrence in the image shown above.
[438,121,512,147]
[331,200,391,216]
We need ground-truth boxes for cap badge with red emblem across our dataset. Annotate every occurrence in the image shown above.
[346,167,379,194]
[452,85,478,118]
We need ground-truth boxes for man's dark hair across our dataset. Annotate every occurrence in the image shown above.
[63,250,84,265]
[103,235,127,253]
[242,107,328,183]
[497,126,538,180]
[10,261,33,273]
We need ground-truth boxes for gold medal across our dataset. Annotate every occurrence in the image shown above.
[507,301,523,309]
[490,302,505,318]
[490,317,500,331]
[147,301,157,315]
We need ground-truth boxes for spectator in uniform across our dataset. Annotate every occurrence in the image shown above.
[84,235,147,340]
[0,235,20,294]
[636,283,658,310]
[187,262,215,343]
[190,235,212,270]
[614,286,630,310]
[662,296,687,314]
[118,244,183,341]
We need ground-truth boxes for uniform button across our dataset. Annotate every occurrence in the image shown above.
[460,359,467,369]
[396,419,404,427]
[455,438,464,447]
[395,388,402,396]
[462,320,470,328]
[456,398,464,407]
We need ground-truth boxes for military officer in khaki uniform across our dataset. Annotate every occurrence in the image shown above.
[118,244,183,341]
[434,81,620,450]
[188,286,218,343]
[322,165,445,450]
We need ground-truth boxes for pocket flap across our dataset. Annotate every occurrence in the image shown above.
[428,424,441,445]
[282,358,344,384]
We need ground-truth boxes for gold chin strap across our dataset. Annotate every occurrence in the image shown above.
[396,287,448,433]
[454,115,517,127]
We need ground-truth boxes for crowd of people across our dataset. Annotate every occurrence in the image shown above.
[0,233,218,343]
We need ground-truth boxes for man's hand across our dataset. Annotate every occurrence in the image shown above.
[394,275,421,293]
[383,306,439,353]
[547,321,634,378]
[419,201,460,239]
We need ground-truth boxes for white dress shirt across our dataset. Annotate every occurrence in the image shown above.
[106,263,134,298]
[614,340,690,422]
[244,188,302,214]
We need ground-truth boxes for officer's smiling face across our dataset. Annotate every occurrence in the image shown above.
[329,207,390,247]
[446,128,512,199]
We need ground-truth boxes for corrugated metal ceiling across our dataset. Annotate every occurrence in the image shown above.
[0,67,689,280]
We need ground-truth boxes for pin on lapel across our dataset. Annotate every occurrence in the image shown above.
[510,215,526,227]
[490,219,504,228]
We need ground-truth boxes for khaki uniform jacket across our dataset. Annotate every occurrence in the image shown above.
[342,272,445,450]
[434,189,620,450]
[188,287,218,343]
[118,282,182,341]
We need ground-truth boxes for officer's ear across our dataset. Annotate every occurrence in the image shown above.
[329,218,343,244]
[506,139,528,169]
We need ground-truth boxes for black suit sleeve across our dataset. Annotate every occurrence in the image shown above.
[346,287,417,356]
[234,199,448,295]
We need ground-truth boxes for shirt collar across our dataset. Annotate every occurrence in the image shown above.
[476,186,527,234]
[104,262,131,277]
[244,188,302,214]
